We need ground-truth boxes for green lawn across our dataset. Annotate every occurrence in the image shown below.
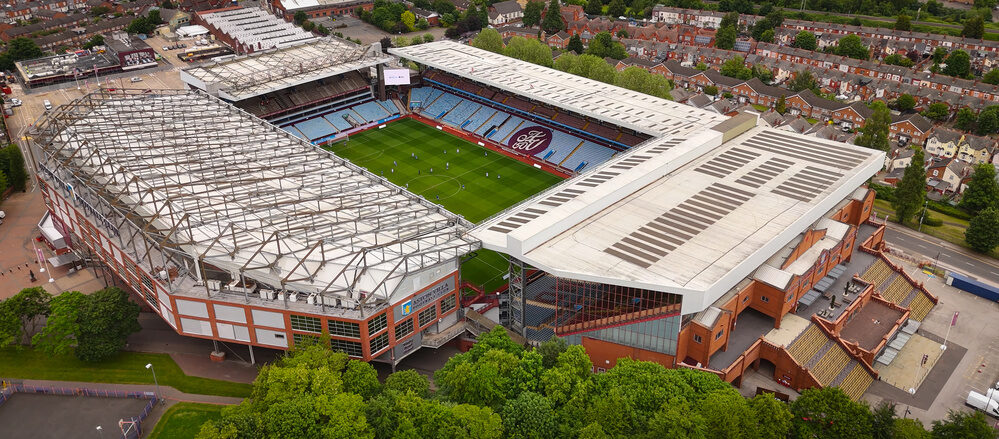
[871,199,999,260]
[327,118,564,292]
[0,347,252,398]
[147,402,226,439]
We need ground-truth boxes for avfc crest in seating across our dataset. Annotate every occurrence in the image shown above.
[507,127,553,156]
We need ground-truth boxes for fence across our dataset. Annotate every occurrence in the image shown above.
[0,381,157,439]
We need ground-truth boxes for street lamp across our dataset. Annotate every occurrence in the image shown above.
[145,363,161,404]
[917,200,929,232]
[96,426,104,439]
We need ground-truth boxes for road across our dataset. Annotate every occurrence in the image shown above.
[883,224,999,283]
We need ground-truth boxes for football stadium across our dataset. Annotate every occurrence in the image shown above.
[29,38,940,400]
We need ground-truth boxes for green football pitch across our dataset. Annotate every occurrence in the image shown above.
[325,118,564,292]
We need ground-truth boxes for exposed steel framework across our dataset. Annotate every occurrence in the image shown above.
[28,89,478,316]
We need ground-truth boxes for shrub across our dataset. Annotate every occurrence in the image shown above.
[927,200,971,221]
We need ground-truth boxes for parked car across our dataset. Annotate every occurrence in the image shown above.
[130,76,142,82]
[43,99,52,110]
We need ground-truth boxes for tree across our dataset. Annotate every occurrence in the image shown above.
[585,32,627,59]
[836,34,869,60]
[960,164,999,214]
[956,107,977,131]
[759,29,775,43]
[1,145,28,192]
[294,10,309,24]
[984,69,999,85]
[384,369,430,397]
[523,0,544,27]
[400,10,416,31]
[607,0,626,17]
[855,101,891,152]
[567,34,584,54]
[0,287,51,347]
[147,9,162,25]
[884,53,914,67]
[892,147,927,225]
[894,418,930,439]
[504,36,554,67]
[422,33,434,43]
[416,17,429,30]
[932,47,948,64]
[90,5,111,16]
[788,70,819,94]
[720,11,739,29]
[749,393,792,439]
[895,94,916,112]
[752,64,773,83]
[962,14,985,39]
[872,400,897,439]
[82,34,105,50]
[472,28,504,53]
[302,20,316,31]
[791,387,874,439]
[931,409,997,438]
[537,335,568,369]
[715,25,736,50]
[922,102,950,121]
[943,50,971,78]
[343,360,382,399]
[161,0,175,8]
[703,85,719,96]
[585,0,603,15]
[503,392,558,439]
[966,207,999,253]
[720,56,751,79]
[393,36,409,47]
[793,30,817,51]
[616,28,629,38]
[33,288,141,362]
[542,0,564,34]
[977,107,999,135]
[895,14,911,31]
[776,95,787,114]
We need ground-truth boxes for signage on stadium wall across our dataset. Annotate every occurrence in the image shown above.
[384,69,411,85]
[399,276,455,318]
[507,127,553,156]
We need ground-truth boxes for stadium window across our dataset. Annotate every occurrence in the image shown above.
[330,338,364,357]
[715,329,724,340]
[693,334,703,344]
[367,313,388,335]
[742,295,749,303]
[440,293,456,314]
[761,296,769,303]
[786,293,793,303]
[418,306,437,327]
[369,332,390,355]
[293,333,320,347]
[394,318,414,339]
[328,320,361,338]
[290,314,322,333]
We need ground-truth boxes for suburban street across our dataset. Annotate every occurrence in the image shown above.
[883,223,999,283]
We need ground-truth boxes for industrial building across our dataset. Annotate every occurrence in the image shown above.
[193,6,318,54]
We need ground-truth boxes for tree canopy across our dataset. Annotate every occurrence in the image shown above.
[0,287,51,348]
[793,31,817,51]
[966,207,999,253]
[523,0,544,27]
[855,101,891,152]
[472,28,504,53]
[835,35,869,60]
[960,163,999,214]
[892,146,927,225]
[942,50,972,79]
[541,0,564,35]
[32,287,141,362]
[585,31,628,60]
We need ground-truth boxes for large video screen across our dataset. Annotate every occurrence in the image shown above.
[384,69,411,85]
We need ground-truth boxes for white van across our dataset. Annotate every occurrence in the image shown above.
[43,100,52,110]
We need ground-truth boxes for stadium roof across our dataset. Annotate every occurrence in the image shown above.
[198,7,317,51]
[389,41,727,137]
[474,124,884,315]
[180,38,393,101]
[30,90,478,306]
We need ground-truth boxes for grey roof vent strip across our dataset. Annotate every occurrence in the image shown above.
[695,148,761,178]
[603,183,755,268]
[771,166,843,202]
[735,157,795,188]
[746,131,869,169]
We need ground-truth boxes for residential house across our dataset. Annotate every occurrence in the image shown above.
[925,157,971,195]
[924,128,963,158]
[487,0,521,26]
[831,102,873,130]
[889,113,933,146]
[956,134,997,165]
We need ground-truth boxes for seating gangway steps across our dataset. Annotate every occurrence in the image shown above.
[832,362,874,401]
[787,324,826,364]
[557,140,586,167]
[812,344,851,386]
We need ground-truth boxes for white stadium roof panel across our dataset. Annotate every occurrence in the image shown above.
[181,38,392,101]
[30,90,477,304]
[389,41,726,137]
[475,126,884,314]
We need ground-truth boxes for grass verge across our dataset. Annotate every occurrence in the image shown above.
[0,347,252,398]
[871,199,999,259]
[147,402,226,439]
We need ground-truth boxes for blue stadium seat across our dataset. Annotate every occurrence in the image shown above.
[293,118,337,141]
[423,93,461,120]
[476,113,508,136]
[352,101,391,123]
[490,116,526,142]
[441,99,481,126]
[561,141,617,170]
[323,111,353,131]
[463,107,497,132]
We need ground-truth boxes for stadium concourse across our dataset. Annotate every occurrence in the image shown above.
[392,41,936,401]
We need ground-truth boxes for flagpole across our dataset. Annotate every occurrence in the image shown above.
[942,311,958,351]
